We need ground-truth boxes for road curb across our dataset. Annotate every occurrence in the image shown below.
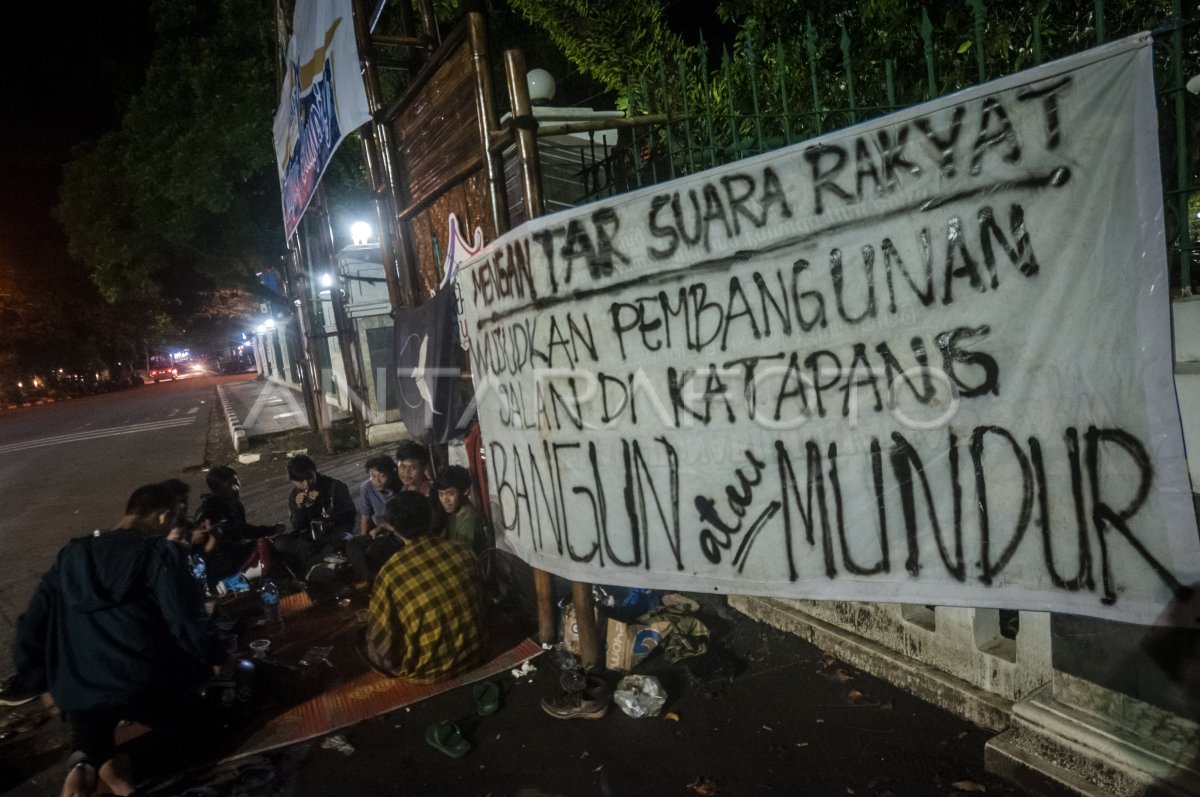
[1,397,64,413]
[215,383,248,452]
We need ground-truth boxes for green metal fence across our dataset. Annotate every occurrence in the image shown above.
[568,0,1198,291]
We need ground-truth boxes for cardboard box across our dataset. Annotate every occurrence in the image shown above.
[605,616,673,672]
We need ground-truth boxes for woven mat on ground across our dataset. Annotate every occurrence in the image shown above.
[224,591,541,761]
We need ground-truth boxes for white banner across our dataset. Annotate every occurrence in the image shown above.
[458,35,1200,627]
[273,0,372,239]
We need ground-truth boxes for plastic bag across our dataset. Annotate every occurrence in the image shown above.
[613,674,667,718]
[216,572,251,594]
[591,585,662,620]
[591,584,616,607]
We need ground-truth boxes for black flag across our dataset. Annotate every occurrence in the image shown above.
[393,285,473,443]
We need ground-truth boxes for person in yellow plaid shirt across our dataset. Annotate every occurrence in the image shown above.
[364,492,484,682]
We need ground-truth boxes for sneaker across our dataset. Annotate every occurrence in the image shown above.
[540,690,609,720]
[0,675,38,707]
[560,669,587,692]
[540,675,610,720]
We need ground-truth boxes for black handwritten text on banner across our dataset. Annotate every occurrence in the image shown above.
[457,35,1200,627]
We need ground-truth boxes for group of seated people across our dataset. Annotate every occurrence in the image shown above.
[10,441,493,797]
[181,440,487,584]
[271,442,491,680]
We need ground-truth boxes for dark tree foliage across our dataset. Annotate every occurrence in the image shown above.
[57,0,283,318]
[505,0,690,110]
[0,257,164,389]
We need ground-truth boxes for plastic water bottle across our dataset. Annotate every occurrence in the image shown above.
[189,554,209,596]
[260,579,284,636]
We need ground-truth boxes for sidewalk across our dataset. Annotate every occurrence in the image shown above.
[234,436,390,529]
[215,374,349,449]
[0,396,1035,797]
[4,589,1032,797]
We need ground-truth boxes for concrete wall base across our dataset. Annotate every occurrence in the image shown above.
[1173,296,1200,363]
[741,596,1050,702]
[730,595,1013,731]
[365,421,410,446]
[1174,367,1200,486]
[1174,297,1200,482]
[986,683,1200,797]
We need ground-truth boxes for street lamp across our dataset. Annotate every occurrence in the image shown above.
[264,318,276,329]
[319,272,335,289]
[527,68,556,104]
[350,221,372,245]
[255,324,267,334]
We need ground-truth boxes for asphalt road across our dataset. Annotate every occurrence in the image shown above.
[0,374,219,665]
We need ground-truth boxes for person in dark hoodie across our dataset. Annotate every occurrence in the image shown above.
[272,455,356,576]
[12,482,228,797]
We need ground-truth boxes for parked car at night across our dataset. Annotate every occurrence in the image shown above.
[150,364,177,382]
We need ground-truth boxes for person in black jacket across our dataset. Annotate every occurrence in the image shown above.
[193,466,284,584]
[12,482,228,797]
[272,455,356,576]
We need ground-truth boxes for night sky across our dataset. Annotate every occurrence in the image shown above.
[0,4,152,302]
[0,1,731,310]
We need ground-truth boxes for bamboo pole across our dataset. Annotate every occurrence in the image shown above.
[467,12,510,237]
[504,49,545,219]
[284,241,322,439]
[313,185,369,448]
[502,46,600,666]
[275,0,329,451]
[535,570,556,649]
[481,36,557,648]
[290,230,335,453]
[571,581,600,671]
[352,0,416,311]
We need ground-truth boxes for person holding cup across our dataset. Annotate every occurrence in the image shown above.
[272,455,355,577]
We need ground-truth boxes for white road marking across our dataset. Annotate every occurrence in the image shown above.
[188,407,199,415]
[0,417,197,455]
[169,408,181,417]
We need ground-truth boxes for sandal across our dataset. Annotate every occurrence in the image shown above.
[62,752,97,797]
[472,681,500,716]
[424,721,470,758]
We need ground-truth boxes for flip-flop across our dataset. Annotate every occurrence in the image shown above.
[472,680,501,716]
[424,721,470,758]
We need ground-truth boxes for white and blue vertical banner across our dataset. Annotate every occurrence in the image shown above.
[273,0,371,239]
[458,35,1200,627]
